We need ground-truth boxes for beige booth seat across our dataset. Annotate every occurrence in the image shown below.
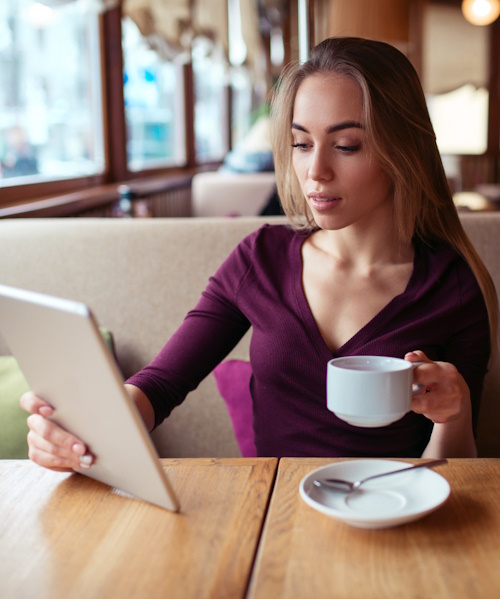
[0,214,499,457]
[191,172,276,217]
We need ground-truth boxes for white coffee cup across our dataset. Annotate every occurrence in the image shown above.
[326,356,425,428]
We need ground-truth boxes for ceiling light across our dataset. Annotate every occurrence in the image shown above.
[462,0,500,25]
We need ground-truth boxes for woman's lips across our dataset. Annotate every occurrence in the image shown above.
[308,194,342,210]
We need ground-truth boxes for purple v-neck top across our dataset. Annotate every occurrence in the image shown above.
[127,224,490,458]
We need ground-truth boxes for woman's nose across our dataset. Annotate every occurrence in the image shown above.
[308,148,333,181]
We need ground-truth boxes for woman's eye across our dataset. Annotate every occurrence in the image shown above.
[337,144,361,153]
[291,141,361,153]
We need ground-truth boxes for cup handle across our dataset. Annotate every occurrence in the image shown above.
[410,361,427,395]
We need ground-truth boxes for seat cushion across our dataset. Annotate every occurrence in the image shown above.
[0,356,30,459]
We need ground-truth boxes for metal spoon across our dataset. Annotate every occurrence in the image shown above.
[313,458,448,493]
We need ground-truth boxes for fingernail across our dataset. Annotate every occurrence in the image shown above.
[79,454,93,469]
[39,406,54,417]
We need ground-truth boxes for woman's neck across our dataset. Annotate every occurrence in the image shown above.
[312,223,414,272]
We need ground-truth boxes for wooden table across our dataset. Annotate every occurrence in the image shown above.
[248,458,500,599]
[0,458,277,599]
[1,458,500,599]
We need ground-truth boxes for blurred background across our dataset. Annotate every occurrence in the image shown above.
[1,0,499,216]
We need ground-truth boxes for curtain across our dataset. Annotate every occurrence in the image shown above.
[122,0,228,58]
[122,0,264,78]
[422,3,488,95]
[38,0,120,10]
[240,0,265,80]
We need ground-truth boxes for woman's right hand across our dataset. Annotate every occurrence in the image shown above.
[20,392,94,472]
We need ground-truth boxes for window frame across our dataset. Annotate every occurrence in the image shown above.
[0,7,220,209]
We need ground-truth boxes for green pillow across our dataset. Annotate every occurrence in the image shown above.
[98,326,117,360]
[0,327,117,459]
[0,355,30,459]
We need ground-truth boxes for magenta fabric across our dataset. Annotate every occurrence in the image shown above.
[213,360,256,457]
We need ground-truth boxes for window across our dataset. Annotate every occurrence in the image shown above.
[0,1,270,211]
[230,66,253,147]
[192,38,229,161]
[426,85,489,155]
[0,1,104,187]
[422,2,489,155]
[122,17,186,171]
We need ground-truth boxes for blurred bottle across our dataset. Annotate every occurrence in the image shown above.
[113,185,134,218]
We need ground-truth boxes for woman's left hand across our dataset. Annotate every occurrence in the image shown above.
[405,350,471,424]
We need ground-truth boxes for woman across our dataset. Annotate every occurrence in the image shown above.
[21,37,497,470]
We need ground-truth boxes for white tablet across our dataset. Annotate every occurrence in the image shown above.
[0,284,179,512]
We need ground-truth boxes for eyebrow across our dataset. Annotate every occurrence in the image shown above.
[291,120,364,134]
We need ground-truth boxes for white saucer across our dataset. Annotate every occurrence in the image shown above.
[299,460,450,529]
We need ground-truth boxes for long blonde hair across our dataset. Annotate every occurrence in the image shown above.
[270,36,498,348]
